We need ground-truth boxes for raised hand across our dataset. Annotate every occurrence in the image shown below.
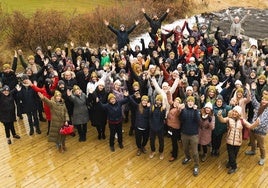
[217,110,222,116]
[38,92,44,99]
[141,8,145,13]
[104,19,109,26]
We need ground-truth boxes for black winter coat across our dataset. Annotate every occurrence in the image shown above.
[107,24,137,51]
[17,85,39,113]
[87,88,108,126]
[0,90,17,123]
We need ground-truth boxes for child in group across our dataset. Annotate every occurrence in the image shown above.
[217,106,260,174]
[149,94,166,160]
[38,91,70,153]
[0,85,21,144]
[129,94,150,156]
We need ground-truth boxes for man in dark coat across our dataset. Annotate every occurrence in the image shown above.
[142,8,170,40]
[104,19,140,51]
[17,75,41,135]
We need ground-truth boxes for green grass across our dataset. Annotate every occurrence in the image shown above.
[0,0,117,15]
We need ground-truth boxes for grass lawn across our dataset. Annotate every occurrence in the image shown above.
[0,0,118,15]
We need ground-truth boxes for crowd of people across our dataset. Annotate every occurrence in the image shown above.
[0,8,268,177]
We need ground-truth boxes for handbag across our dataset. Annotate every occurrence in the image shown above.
[59,123,74,135]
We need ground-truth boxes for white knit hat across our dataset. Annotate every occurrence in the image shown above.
[186,86,193,92]
[234,80,242,86]
[204,102,213,110]
[233,106,242,115]
[98,80,105,86]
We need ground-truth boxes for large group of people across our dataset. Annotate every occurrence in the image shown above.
[0,8,268,177]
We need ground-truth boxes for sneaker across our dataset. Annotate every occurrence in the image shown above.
[228,168,237,174]
[193,166,199,176]
[245,150,256,155]
[258,158,265,166]
[159,153,164,160]
[110,146,115,152]
[136,149,142,156]
[13,135,21,139]
[182,158,191,165]
[119,143,124,149]
[149,152,156,159]
[7,139,11,145]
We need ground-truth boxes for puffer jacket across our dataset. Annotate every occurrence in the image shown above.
[226,118,243,146]
[42,97,69,142]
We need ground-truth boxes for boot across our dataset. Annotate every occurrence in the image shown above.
[47,121,51,135]
[36,126,41,134]
[62,142,66,151]
[58,145,64,153]
[7,138,11,144]
[39,116,46,122]
[29,127,34,135]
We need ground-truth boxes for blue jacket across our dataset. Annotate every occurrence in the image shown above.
[150,105,166,132]
[129,96,150,130]
[180,107,200,135]
[101,97,129,124]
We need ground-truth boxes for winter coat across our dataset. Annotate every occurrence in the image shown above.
[251,91,268,135]
[166,105,181,129]
[129,96,150,130]
[0,90,17,123]
[150,105,166,132]
[100,97,129,124]
[180,106,200,135]
[17,85,39,113]
[213,104,232,136]
[75,71,91,94]
[63,78,77,90]
[198,116,215,145]
[31,76,59,121]
[107,24,137,50]
[42,97,69,142]
[87,87,108,127]
[68,92,89,125]
[227,13,248,37]
[143,12,168,35]
[0,57,18,90]
[226,118,243,146]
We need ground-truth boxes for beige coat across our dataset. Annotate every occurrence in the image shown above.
[42,97,69,143]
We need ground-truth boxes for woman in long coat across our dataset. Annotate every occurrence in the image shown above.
[67,85,89,142]
[38,91,69,152]
[87,80,108,140]
[0,85,21,144]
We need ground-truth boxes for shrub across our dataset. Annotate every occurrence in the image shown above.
[0,0,187,53]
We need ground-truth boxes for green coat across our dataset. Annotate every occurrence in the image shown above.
[42,97,69,143]
[213,104,232,136]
